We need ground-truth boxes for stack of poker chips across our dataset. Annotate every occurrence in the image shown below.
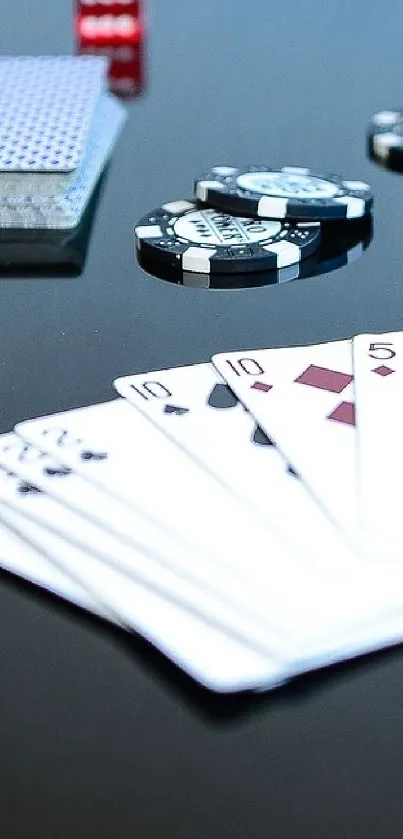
[134,166,374,282]
[0,56,126,230]
[76,0,145,97]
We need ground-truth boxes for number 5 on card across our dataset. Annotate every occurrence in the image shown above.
[353,332,403,554]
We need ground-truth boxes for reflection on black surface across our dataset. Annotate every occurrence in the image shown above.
[137,215,373,290]
[318,214,373,274]
[0,175,105,278]
[3,565,400,729]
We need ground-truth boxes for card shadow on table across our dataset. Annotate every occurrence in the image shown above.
[1,568,401,728]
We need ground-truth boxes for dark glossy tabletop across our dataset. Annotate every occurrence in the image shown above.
[1,2,403,836]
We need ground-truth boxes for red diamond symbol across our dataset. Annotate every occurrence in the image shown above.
[327,401,356,426]
[251,381,273,393]
[372,365,395,377]
[295,365,353,393]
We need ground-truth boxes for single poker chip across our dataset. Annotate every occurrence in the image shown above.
[195,166,373,222]
[134,200,321,274]
[137,216,372,290]
[367,110,403,171]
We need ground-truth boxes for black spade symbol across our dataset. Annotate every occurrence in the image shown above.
[252,426,275,447]
[45,465,71,477]
[207,384,239,410]
[80,450,108,462]
[164,405,189,416]
[18,482,41,495]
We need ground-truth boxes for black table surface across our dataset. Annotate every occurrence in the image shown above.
[1,2,403,836]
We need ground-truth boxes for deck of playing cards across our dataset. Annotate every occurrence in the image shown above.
[1,334,402,693]
[0,56,126,229]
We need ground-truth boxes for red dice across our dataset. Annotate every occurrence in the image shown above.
[76,1,144,47]
[77,2,141,16]
[76,1,146,97]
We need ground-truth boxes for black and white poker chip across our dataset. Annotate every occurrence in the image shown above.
[367,110,403,171]
[137,216,372,290]
[195,166,373,222]
[134,200,321,274]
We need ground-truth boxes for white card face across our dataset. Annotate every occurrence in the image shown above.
[14,400,403,667]
[15,400,330,615]
[2,457,402,684]
[0,94,126,229]
[0,486,281,693]
[213,341,365,553]
[0,505,105,619]
[0,56,107,172]
[0,432,299,660]
[114,363,362,576]
[15,395,375,648]
[353,332,403,551]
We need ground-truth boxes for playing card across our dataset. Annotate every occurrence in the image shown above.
[0,432,298,659]
[353,331,403,553]
[0,179,103,274]
[0,93,113,203]
[0,475,283,693]
[15,402,374,659]
[114,362,363,575]
[13,400,403,670]
[0,56,107,174]
[212,341,365,554]
[0,94,125,229]
[15,400,329,605]
[0,504,107,620]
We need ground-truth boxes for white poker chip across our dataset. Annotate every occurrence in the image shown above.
[135,201,321,275]
[195,166,373,221]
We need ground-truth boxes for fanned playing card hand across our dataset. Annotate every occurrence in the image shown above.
[1,336,403,693]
